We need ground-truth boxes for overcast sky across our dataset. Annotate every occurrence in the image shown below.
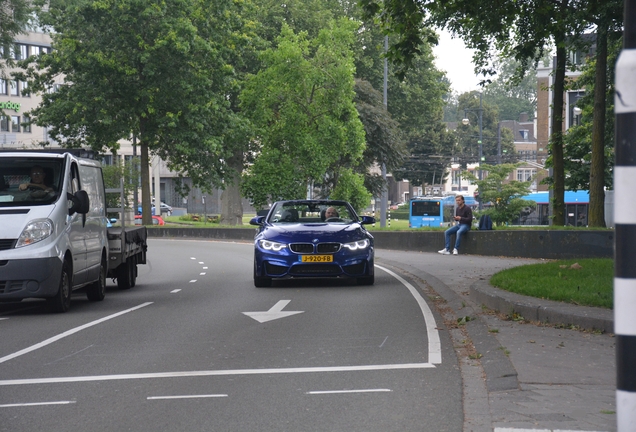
[432,30,482,94]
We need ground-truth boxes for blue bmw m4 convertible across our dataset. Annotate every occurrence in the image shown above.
[249,200,376,287]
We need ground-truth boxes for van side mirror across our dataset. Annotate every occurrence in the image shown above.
[68,190,90,215]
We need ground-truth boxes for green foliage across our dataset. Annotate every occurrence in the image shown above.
[19,0,249,190]
[329,168,372,213]
[240,19,366,207]
[482,56,537,121]
[466,163,535,226]
[0,0,32,76]
[562,38,619,192]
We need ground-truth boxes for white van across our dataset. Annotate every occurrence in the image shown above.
[0,150,108,312]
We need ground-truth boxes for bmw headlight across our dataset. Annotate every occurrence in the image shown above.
[343,239,370,251]
[258,239,287,252]
[16,219,54,248]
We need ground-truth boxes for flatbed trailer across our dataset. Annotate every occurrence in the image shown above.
[106,181,147,290]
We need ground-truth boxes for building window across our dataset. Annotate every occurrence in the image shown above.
[0,79,6,95]
[20,44,28,60]
[101,155,113,165]
[22,116,31,133]
[0,117,8,132]
[9,80,19,96]
[11,116,20,132]
[21,81,29,96]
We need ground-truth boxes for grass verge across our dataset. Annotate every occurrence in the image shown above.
[490,258,613,309]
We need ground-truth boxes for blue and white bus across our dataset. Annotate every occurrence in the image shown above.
[514,190,589,226]
[409,195,477,228]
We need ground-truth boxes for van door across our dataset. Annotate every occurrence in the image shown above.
[67,162,87,286]
[78,162,106,282]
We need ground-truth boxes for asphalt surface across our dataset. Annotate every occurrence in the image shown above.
[375,249,616,432]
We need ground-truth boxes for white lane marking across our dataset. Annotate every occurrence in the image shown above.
[200,273,206,276]
[0,302,153,365]
[0,363,435,386]
[190,257,196,260]
[189,280,197,283]
[306,389,392,395]
[0,401,76,408]
[379,336,389,348]
[198,262,204,264]
[148,394,228,400]
[0,318,8,321]
[202,267,208,270]
[243,300,304,323]
[375,265,442,364]
[170,289,181,293]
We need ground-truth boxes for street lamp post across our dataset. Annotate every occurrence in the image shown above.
[462,91,483,209]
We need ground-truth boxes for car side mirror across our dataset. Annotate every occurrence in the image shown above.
[67,190,90,215]
[250,216,265,226]
[360,216,375,225]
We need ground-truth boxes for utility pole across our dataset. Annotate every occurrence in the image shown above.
[615,0,636,429]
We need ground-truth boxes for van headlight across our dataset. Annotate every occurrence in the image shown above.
[16,219,54,248]
[343,239,370,251]
[258,240,287,252]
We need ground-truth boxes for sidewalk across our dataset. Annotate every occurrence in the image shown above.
[375,249,616,432]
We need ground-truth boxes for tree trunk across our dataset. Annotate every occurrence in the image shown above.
[140,119,152,226]
[220,151,243,225]
[588,24,608,227]
[550,38,567,226]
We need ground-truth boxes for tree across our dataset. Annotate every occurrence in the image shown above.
[483,56,537,121]
[563,37,619,209]
[0,0,32,76]
[465,163,536,226]
[454,91,516,165]
[18,0,247,225]
[240,20,366,207]
[358,0,590,226]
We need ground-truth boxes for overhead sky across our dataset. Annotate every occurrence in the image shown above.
[432,29,482,94]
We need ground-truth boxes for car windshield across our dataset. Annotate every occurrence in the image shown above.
[268,202,356,224]
[0,157,64,207]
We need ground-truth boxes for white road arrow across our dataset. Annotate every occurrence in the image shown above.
[243,300,304,323]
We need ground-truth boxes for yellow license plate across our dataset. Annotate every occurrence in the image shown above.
[300,255,333,263]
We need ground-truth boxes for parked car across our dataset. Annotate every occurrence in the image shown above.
[249,200,375,287]
[134,215,165,226]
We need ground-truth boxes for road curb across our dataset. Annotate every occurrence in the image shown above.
[469,280,614,333]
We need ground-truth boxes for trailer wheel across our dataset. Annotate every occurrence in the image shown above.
[48,260,72,313]
[86,255,107,301]
[117,259,132,290]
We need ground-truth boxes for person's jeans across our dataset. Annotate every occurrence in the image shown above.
[445,223,471,250]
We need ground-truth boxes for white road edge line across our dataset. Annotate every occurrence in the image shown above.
[306,389,392,395]
[0,302,153,365]
[147,394,228,400]
[0,363,435,386]
[0,401,76,407]
[375,265,442,364]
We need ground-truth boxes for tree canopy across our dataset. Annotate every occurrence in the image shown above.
[240,20,366,208]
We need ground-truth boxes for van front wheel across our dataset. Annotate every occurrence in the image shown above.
[48,261,72,313]
[86,256,106,301]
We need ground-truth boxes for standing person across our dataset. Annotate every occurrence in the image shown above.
[438,195,473,255]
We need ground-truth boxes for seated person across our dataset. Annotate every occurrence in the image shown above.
[19,165,54,193]
[18,165,53,198]
[322,206,339,221]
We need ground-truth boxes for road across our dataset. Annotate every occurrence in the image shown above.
[0,239,464,432]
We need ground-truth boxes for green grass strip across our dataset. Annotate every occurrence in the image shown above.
[490,258,613,309]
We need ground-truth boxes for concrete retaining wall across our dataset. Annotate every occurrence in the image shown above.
[147,227,613,259]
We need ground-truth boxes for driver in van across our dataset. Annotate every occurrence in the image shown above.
[19,165,54,192]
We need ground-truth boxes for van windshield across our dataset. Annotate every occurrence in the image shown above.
[0,157,64,207]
